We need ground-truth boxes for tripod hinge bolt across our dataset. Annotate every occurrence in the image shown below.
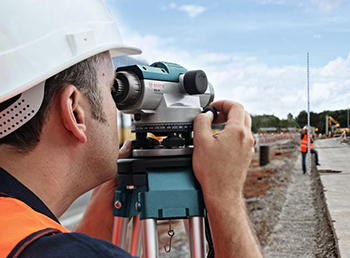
[114,200,122,209]
[135,202,142,211]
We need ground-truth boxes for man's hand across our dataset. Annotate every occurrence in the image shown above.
[75,140,132,241]
[193,100,254,200]
[193,100,263,258]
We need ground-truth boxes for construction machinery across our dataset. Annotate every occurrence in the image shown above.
[326,115,349,137]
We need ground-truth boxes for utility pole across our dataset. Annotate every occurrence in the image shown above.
[307,53,311,176]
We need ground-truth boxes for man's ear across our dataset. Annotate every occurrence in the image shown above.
[60,85,87,144]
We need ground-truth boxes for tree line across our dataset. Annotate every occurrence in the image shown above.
[251,109,350,134]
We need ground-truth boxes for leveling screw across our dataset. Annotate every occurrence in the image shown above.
[114,200,122,209]
[135,202,142,211]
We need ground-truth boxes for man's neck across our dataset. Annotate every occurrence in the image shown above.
[0,145,85,218]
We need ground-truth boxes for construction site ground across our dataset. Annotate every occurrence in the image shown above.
[158,138,340,258]
[314,138,350,257]
[61,137,343,257]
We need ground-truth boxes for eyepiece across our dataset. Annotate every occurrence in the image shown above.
[112,77,126,103]
[112,71,141,107]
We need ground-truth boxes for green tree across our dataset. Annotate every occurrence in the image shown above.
[295,109,349,134]
[296,110,307,128]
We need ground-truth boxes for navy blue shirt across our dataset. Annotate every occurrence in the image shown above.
[0,168,136,258]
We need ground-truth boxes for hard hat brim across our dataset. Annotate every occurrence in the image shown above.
[110,45,142,57]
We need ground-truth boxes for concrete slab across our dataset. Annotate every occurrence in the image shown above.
[314,138,350,258]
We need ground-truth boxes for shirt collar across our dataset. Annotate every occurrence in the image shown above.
[0,167,59,223]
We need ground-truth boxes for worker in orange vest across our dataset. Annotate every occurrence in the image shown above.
[300,126,320,174]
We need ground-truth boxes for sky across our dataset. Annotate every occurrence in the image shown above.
[105,0,350,119]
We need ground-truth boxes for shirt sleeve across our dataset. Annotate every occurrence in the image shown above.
[18,232,138,258]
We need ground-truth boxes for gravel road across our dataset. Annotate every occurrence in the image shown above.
[264,155,318,257]
[263,149,338,258]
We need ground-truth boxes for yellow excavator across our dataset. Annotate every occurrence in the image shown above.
[326,115,349,137]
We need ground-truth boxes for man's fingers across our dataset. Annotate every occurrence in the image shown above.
[211,100,239,116]
[193,111,214,142]
[118,139,132,159]
[211,100,245,127]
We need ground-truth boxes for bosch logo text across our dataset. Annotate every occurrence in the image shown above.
[153,83,165,89]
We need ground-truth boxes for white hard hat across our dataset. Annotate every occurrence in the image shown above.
[0,0,141,104]
[0,0,141,139]
[303,126,308,130]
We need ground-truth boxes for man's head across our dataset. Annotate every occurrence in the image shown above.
[0,0,141,170]
[0,0,141,150]
[0,51,120,193]
[0,53,108,153]
[302,126,308,134]
[0,0,141,215]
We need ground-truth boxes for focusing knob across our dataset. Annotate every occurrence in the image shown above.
[183,70,208,95]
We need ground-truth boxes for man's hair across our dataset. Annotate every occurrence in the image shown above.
[0,53,107,153]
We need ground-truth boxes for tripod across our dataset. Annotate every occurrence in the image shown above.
[112,148,209,258]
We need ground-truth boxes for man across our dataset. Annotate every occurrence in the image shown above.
[300,126,320,174]
[0,1,263,257]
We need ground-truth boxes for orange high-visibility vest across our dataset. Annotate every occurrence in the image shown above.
[300,134,313,152]
[0,196,70,258]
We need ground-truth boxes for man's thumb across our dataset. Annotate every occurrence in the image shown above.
[118,139,132,159]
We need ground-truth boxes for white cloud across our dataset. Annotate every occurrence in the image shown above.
[313,34,321,39]
[311,0,341,12]
[164,3,206,18]
[178,5,206,18]
[122,31,350,118]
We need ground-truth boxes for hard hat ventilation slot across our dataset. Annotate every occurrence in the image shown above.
[0,82,45,140]
[0,94,21,112]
